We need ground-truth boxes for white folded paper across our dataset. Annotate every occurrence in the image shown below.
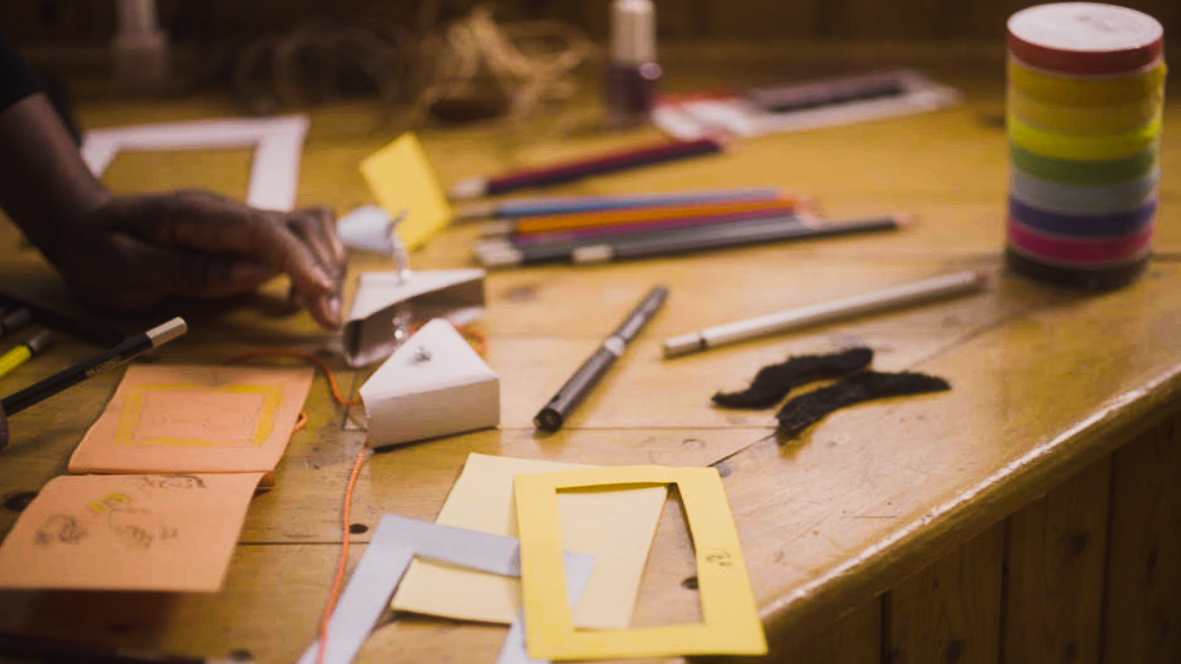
[359,319,499,447]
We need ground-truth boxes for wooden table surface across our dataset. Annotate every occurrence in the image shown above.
[0,56,1179,663]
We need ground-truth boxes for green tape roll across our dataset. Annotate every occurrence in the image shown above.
[1009,141,1158,185]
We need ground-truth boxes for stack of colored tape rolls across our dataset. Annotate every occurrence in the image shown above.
[1006,3,1165,289]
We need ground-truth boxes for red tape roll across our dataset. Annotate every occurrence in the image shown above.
[1007,3,1163,75]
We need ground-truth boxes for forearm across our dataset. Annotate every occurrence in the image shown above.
[0,94,111,261]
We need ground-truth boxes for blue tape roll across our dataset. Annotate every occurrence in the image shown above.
[1009,196,1156,238]
[1011,166,1158,216]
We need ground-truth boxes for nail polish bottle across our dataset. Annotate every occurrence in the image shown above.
[604,0,662,130]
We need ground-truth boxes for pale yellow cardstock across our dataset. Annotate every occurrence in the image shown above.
[0,472,264,592]
[69,364,314,474]
[359,133,452,250]
[515,466,767,660]
[392,453,667,629]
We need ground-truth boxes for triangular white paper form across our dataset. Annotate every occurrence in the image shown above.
[359,319,499,447]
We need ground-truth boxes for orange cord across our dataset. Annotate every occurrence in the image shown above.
[222,329,487,664]
[317,443,371,664]
[221,349,363,406]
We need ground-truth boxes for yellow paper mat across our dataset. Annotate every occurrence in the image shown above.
[515,465,767,660]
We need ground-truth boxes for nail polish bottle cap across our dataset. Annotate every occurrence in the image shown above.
[611,0,656,65]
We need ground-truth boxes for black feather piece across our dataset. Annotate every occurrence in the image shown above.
[712,347,874,409]
[775,370,951,438]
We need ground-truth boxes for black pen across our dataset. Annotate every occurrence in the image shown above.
[0,317,186,418]
[534,286,668,432]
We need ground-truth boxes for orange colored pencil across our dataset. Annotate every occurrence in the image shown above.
[510,197,811,235]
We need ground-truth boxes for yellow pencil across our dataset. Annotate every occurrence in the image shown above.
[0,330,53,380]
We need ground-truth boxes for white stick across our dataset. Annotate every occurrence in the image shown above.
[662,270,986,358]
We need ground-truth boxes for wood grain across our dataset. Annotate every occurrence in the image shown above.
[0,60,1179,664]
[1103,416,1181,664]
[1004,458,1112,664]
[885,521,1005,664]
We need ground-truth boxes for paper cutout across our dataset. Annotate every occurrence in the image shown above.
[515,465,767,659]
[297,514,594,664]
[70,365,314,474]
[343,269,485,367]
[338,205,397,254]
[653,71,960,141]
[360,133,452,251]
[0,472,263,592]
[359,319,499,447]
[81,115,309,211]
[393,453,666,629]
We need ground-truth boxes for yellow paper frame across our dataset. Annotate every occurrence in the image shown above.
[515,465,767,660]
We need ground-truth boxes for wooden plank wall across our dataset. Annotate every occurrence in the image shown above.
[4,0,1180,47]
[752,411,1181,664]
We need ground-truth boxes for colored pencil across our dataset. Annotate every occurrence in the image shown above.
[454,188,783,219]
[571,214,906,264]
[477,214,906,267]
[662,270,985,357]
[448,137,725,199]
[478,214,803,266]
[510,205,805,246]
[484,197,808,237]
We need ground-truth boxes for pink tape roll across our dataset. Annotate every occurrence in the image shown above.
[1007,217,1153,265]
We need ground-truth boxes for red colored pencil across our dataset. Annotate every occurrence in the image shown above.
[448,137,726,199]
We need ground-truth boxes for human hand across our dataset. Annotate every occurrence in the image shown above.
[44,190,347,329]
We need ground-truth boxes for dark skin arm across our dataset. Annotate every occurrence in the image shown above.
[0,93,346,327]
[0,94,348,450]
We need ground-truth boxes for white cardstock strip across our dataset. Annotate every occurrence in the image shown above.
[80,115,309,211]
[297,514,593,664]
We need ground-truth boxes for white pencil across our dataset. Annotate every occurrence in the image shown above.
[662,270,986,358]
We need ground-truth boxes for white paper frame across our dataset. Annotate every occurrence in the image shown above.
[80,115,310,211]
[297,514,594,664]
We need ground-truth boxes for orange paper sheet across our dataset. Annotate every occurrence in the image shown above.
[0,472,263,592]
[69,365,314,474]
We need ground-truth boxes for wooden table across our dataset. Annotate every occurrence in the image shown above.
[0,53,1179,664]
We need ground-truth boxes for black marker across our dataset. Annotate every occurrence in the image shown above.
[0,317,186,418]
[534,286,668,432]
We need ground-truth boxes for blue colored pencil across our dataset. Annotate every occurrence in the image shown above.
[456,188,783,220]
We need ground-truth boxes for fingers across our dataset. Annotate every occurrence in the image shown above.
[120,236,279,300]
[114,192,347,329]
[285,206,347,326]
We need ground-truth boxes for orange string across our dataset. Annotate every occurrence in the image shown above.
[225,329,486,664]
[221,349,363,406]
[317,443,371,664]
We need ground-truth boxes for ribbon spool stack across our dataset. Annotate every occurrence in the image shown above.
[1006,3,1165,290]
